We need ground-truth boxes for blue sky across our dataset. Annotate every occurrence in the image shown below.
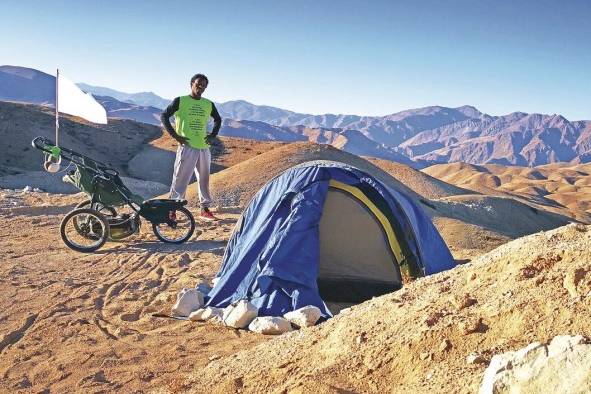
[2,0,590,120]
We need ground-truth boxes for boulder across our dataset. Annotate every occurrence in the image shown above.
[200,307,224,323]
[480,335,591,394]
[188,308,207,321]
[284,306,321,328]
[171,288,204,317]
[248,317,292,335]
[222,300,258,329]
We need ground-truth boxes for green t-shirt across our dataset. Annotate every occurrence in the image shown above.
[174,95,213,149]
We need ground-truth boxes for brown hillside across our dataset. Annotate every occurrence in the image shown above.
[183,142,423,208]
[186,223,591,394]
[128,133,285,185]
[367,157,474,199]
[183,143,571,260]
[0,101,160,175]
[424,162,591,222]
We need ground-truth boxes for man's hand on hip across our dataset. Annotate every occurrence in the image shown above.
[175,135,189,145]
[205,134,217,145]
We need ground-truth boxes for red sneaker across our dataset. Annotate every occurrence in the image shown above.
[200,208,218,221]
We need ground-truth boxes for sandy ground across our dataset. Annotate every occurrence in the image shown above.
[1,135,588,393]
[187,223,591,393]
[0,191,270,393]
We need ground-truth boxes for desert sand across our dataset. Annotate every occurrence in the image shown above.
[1,138,589,393]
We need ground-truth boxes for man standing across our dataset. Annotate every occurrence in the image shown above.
[161,73,222,221]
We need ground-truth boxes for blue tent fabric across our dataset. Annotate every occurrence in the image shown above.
[205,161,455,318]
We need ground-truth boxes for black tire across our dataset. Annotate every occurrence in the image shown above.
[73,201,117,239]
[152,206,195,244]
[60,208,110,252]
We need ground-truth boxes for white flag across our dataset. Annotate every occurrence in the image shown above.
[57,73,107,124]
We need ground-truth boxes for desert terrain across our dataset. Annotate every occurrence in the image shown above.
[1,109,590,392]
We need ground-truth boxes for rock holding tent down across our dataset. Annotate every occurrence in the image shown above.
[480,335,591,394]
[171,288,204,317]
[222,300,258,329]
[248,317,293,335]
[284,306,321,328]
[188,309,207,321]
[188,307,224,323]
[201,307,224,322]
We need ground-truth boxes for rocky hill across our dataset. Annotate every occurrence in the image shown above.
[0,129,587,393]
[424,162,591,223]
[0,101,285,188]
[6,65,590,167]
[186,223,591,393]
[181,143,573,260]
[0,101,161,175]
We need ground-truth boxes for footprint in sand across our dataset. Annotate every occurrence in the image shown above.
[119,310,141,322]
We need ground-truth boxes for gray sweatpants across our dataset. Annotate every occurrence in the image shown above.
[169,144,212,208]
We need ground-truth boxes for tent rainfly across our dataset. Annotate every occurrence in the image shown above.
[205,161,455,318]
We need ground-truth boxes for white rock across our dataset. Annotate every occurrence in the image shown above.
[222,300,258,329]
[22,185,33,193]
[33,187,43,193]
[171,288,204,317]
[466,352,486,364]
[284,306,321,328]
[188,308,207,321]
[200,307,224,321]
[480,335,591,394]
[248,316,293,335]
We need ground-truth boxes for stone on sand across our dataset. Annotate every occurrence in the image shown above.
[248,317,293,335]
[222,300,258,329]
[480,335,591,393]
[171,288,204,317]
[283,305,321,328]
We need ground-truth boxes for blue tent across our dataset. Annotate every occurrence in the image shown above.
[206,161,455,318]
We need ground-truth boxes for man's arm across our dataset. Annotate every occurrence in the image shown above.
[209,103,222,137]
[160,97,186,143]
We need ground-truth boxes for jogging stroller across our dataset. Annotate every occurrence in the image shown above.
[32,136,196,252]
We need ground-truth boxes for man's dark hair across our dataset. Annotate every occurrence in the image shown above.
[190,73,209,85]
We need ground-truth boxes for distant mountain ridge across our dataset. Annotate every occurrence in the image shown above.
[0,66,164,126]
[2,65,591,167]
[77,83,171,110]
[0,65,55,105]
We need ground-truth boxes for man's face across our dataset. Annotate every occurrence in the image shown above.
[192,78,208,96]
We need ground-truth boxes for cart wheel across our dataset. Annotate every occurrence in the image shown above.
[60,208,110,252]
[152,206,195,244]
[75,200,117,216]
[73,201,117,238]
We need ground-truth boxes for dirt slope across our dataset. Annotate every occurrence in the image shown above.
[0,191,271,393]
[128,133,285,185]
[186,223,591,393]
[183,142,423,208]
[0,101,161,175]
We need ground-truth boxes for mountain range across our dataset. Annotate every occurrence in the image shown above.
[2,65,590,167]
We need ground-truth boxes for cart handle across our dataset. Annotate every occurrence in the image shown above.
[32,136,61,159]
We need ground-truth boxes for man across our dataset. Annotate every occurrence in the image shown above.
[161,73,222,221]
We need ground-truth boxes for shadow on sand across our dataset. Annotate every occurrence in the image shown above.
[95,238,227,255]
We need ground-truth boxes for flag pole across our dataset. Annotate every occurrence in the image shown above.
[55,68,59,146]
